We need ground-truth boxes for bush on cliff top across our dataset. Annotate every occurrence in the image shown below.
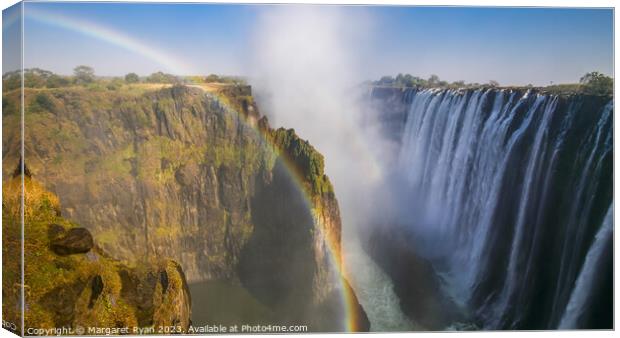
[269,128,334,197]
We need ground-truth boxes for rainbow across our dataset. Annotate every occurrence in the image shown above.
[24,8,362,332]
[24,7,194,75]
[204,86,365,332]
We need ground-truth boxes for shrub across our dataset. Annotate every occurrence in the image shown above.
[580,71,613,96]
[125,73,140,84]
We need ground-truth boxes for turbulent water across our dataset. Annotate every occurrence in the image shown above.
[385,87,612,330]
[343,237,415,331]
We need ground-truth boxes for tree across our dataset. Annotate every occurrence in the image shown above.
[488,80,500,87]
[427,74,440,86]
[580,71,613,96]
[205,74,220,83]
[125,73,139,84]
[73,65,95,84]
[146,71,179,84]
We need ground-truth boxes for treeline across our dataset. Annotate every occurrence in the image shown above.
[202,74,247,85]
[372,71,613,96]
[2,66,247,92]
[372,73,499,89]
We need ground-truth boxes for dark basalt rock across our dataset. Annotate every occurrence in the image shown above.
[12,157,32,178]
[88,275,104,309]
[119,269,157,327]
[160,270,169,294]
[343,278,371,332]
[40,280,88,327]
[310,278,370,332]
[50,227,94,255]
[364,224,463,330]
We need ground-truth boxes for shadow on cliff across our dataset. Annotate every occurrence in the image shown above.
[238,158,369,331]
[238,158,316,319]
[362,223,466,330]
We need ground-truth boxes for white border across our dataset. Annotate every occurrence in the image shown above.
[0,1,616,338]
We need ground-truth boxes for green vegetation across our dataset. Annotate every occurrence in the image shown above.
[372,73,497,89]
[544,72,612,96]
[580,71,613,96]
[3,67,184,93]
[3,73,348,331]
[30,92,56,113]
[2,176,190,330]
[145,71,182,84]
[372,71,613,96]
[203,73,247,85]
[4,84,268,270]
[124,72,140,84]
[73,65,95,84]
[3,68,73,91]
[46,74,71,88]
[205,74,220,82]
[269,128,334,197]
[3,68,137,93]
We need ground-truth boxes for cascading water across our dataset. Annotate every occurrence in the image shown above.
[390,87,612,330]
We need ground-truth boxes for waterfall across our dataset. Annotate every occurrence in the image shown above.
[395,87,613,329]
[559,204,613,329]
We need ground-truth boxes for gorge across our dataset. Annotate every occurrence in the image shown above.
[1,1,614,334]
[2,78,613,332]
[3,83,368,333]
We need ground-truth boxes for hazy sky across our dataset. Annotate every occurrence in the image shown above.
[6,2,614,85]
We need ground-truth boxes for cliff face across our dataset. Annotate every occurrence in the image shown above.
[5,86,268,282]
[3,84,367,331]
[367,86,412,144]
[2,175,191,333]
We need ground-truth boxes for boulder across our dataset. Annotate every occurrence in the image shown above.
[50,227,94,255]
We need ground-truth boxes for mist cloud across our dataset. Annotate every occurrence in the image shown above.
[248,5,398,237]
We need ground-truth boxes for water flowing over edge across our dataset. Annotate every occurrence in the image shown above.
[370,87,613,329]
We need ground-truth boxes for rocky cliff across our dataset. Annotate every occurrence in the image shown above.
[2,173,191,333]
[367,86,412,144]
[3,83,368,331]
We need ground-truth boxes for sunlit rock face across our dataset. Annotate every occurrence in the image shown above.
[4,85,367,332]
[367,87,612,330]
[2,176,192,332]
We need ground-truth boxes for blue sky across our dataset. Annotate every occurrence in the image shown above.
[7,2,614,85]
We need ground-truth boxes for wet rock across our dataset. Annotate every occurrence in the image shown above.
[310,278,370,332]
[50,227,94,255]
[343,279,371,332]
[364,224,463,330]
